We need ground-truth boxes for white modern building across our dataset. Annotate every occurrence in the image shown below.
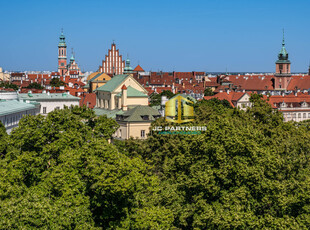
[0,100,40,133]
[18,91,80,115]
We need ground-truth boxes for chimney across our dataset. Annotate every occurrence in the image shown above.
[282,92,285,97]
[121,84,127,111]
[295,91,297,96]
[226,89,230,95]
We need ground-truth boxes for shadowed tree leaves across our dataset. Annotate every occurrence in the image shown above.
[117,95,310,229]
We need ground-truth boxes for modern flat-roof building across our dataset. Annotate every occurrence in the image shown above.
[19,91,80,115]
[0,100,40,133]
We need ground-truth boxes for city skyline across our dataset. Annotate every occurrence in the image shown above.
[1,0,310,72]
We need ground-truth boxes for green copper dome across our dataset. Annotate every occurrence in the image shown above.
[276,30,290,64]
[123,57,133,73]
[70,54,75,62]
[58,31,66,47]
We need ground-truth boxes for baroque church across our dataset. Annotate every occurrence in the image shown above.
[57,30,82,77]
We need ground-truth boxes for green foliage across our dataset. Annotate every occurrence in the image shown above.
[0,106,158,229]
[2,97,310,229]
[117,95,310,229]
[0,81,18,90]
[25,82,44,89]
[0,121,8,157]
[149,90,175,107]
[50,78,66,87]
[204,87,214,96]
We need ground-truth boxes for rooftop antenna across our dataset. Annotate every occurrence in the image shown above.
[61,28,63,34]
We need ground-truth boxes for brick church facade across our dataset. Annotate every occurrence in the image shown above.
[98,43,125,75]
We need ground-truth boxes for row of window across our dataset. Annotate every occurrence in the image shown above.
[285,113,310,119]
[117,129,146,138]
[0,111,35,127]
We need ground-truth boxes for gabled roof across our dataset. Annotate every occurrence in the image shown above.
[87,72,100,81]
[117,105,160,122]
[116,86,148,98]
[79,93,96,108]
[95,74,129,92]
[134,65,144,72]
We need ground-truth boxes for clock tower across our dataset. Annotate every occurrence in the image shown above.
[58,30,67,76]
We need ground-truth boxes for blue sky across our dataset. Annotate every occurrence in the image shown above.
[0,0,309,72]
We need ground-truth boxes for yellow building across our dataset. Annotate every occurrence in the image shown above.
[95,74,148,110]
[115,105,160,139]
[84,72,111,93]
[94,74,160,139]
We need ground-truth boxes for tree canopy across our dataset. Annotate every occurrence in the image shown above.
[0,81,18,90]
[25,82,44,89]
[149,90,175,107]
[50,78,66,87]
[1,97,310,229]
[116,96,310,229]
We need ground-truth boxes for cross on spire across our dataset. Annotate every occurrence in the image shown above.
[282,28,285,46]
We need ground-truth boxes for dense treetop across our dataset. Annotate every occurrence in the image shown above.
[1,97,310,229]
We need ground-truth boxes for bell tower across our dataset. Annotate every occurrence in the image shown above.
[58,29,67,76]
[274,30,291,90]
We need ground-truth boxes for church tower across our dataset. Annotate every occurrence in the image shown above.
[274,30,291,90]
[58,30,67,76]
[123,57,133,74]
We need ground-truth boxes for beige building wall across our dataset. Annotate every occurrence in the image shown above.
[126,97,148,106]
[114,76,148,94]
[236,94,252,110]
[0,68,10,81]
[116,122,151,139]
[96,75,148,109]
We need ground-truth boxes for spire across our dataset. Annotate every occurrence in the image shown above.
[277,29,289,62]
[70,48,75,62]
[282,28,285,46]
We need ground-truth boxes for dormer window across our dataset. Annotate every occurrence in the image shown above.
[280,102,287,108]
[301,101,308,107]
[141,115,149,120]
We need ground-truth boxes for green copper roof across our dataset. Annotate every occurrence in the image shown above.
[116,86,148,98]
[58,31,66,47]
[117,105,160,122]
[70,55,75,62]
[18,93,80,101]
[93,108,123,118]
[0,100,36,116]
[123,58,133,73]
[95,74,129,92]
[277,30,289,62]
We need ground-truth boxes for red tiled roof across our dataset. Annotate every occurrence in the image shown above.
[79,93,96,108]
[133,65,144,72]
[203,91,248,107]
[287,75,310,91]
[0,87,15,92]
[222,75,274,91]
